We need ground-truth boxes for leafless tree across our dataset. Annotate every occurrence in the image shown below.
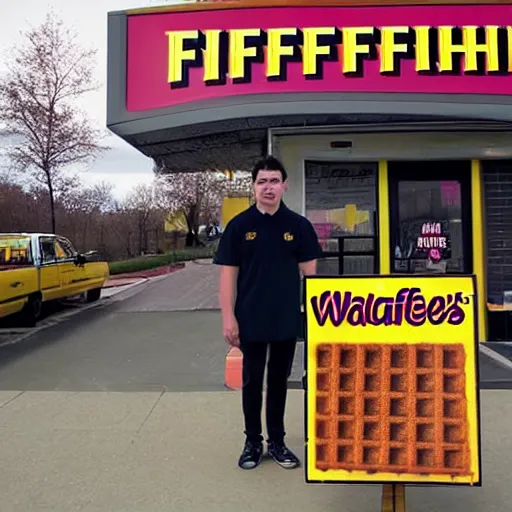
[154,166,253,245]
[154,167,227,247]
[123,183,159,255]
[0,11,109,233]
[0,166,251,260]
[224,171,253,197]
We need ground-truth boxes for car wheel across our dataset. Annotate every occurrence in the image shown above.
[85,288,101,302]
[20,294,42,327]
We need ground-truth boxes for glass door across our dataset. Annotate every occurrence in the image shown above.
[304,160,379,275]
[388,161,472,274]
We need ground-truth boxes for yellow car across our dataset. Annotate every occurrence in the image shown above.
[0,233,110,326]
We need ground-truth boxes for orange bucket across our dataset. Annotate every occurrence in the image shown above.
[225,346,243,390]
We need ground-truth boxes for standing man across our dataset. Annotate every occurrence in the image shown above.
[214,156,323,470]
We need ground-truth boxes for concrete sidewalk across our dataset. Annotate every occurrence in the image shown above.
[0,389,510,511]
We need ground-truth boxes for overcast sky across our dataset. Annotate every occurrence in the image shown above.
[0,0,180,199]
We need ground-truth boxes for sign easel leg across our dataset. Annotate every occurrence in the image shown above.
[381,484,406,512]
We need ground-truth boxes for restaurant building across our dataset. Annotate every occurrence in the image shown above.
[107,0,512,342]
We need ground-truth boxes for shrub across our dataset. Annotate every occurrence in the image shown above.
[108,246,216,275]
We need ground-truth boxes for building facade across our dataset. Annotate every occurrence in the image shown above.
[107,0,512,341]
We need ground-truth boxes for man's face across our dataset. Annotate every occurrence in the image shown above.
[252,169,287,208]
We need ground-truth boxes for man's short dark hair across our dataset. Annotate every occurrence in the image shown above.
[252,156,288,183]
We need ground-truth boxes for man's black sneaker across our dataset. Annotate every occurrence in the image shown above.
[267,441,301,469]
[238,440,263,470]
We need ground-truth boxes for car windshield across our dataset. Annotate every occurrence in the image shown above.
[0,236,33,266]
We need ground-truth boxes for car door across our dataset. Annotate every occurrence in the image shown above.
[38,237,61,300]
[56,236,87,296]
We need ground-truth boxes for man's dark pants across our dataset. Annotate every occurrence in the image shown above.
[239,340,297,444]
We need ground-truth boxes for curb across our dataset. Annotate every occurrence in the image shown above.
[480,343,512,371]
[106,263,186,282]
[192,258,214,265]
[103,273,172,302]
[103,278,148,290]
[100,278,149,299]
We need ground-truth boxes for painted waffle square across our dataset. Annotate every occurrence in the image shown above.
[314,343,470,476]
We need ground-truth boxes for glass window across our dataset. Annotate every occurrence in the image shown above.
[304,161,378,275]
[305,161,377,237]
[57,237,77,259]
[0,237,33,266]
[315,257,338,275]
[393,180,464,273]
[40,238,57,263]
[341,238,376,275]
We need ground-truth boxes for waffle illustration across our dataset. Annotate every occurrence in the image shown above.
[314,343,471,477]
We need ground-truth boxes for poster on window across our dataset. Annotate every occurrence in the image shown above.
[395,220,453,273]
[416,222,450,262]
[305,162,377,237]
[397,221,451,259]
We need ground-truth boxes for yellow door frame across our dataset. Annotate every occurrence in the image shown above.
[377,159,487,341]
[471,160,487,342]
[378,160,391,274]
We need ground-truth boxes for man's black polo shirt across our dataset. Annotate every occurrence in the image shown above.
[214,202,323,343]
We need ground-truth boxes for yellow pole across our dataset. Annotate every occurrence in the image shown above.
[471,160,487,342]
[381,484,406,512]
[378,160,390,274]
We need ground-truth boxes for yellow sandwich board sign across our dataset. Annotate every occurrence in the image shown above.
[303,275,482,486]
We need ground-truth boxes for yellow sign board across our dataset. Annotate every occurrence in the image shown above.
[303,275,481,486]
[164,210,188,233]
[221,196,250,228]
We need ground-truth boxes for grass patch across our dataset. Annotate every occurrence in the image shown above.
[109,246,216,275]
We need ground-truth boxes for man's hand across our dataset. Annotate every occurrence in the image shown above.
[223,314,240,347]
[299,259,317,276]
